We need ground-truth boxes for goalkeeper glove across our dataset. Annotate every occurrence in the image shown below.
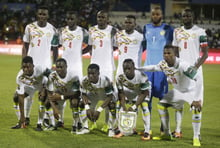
[183,66,197,80]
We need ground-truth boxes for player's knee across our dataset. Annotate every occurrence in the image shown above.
[13,92,19,103]
[108,102,116,110]
[71,99,78,108]
[45,100,51,109]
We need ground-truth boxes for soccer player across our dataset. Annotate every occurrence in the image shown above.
[59,11,88,80]
[47,58,81,132]
[78,64,116,137]
[172,8,208,146]
[115,59,151,140]
[137,45,203,146]
[57,11,88,127]
[11,56,48,129]
[20,5,58,130]
[83,10,117,132]
[83,10,117,82]
[142,6,173,133]
[115,15,143,77]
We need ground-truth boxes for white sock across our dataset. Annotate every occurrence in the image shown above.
[175,107,184,133]
[192,110,202,139]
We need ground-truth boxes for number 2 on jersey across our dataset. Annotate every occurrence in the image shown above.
[37,39,41,46]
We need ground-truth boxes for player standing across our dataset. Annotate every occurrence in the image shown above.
[142,6,173,133]
[115,15,143,77]
[172,8,208,146]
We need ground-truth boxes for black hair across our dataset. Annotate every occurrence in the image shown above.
[66,11,78,17]
[182,7,194,16]
[56,58,67,66]
[152,6,162,11]
[97,10,109,17]
[164,44,179,57]
[88,63,99,71]
[126,15,136,21]
[37,5,49,11]
[123,58,135,66]
[22,56,33,64]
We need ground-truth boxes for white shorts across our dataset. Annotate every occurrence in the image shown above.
[160,88,194,109]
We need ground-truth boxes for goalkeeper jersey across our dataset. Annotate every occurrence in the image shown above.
[143,23,173,65]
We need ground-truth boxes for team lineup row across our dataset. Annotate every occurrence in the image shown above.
[12,5,208,147]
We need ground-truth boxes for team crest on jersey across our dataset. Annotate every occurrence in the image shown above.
[160,30,165,36]
[191,33,196,39]
[46,32,52,37]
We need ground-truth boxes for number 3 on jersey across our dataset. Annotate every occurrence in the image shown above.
[184,41,187,49]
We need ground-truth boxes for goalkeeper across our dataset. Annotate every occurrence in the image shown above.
[137,45,202,143]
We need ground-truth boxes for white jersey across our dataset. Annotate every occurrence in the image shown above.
[60,26,88,80]
[139,58,196,108]
[88,25,115,81]
[116,70,151,102]
[172,25,207,64]
[16,66,47,97]
[23,21,57,70]
[172,25,208,102]
[116,30,143,76]
[140,58,195,92]
[80,75,113,108]
[47,71,80,96]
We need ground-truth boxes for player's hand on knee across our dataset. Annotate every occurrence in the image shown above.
[86,109,94,121]
[191,100,202,112]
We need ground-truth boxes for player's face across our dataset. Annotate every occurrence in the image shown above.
[97,12,108,28]
[88,68,99,83]
[163,48,176,67]
[182,11,193,27]
[124,17,136,33]
[66,14,77,28]
[151,9,162,25]
[37,9,49,26]
[56,61,67,78]
[123,62,135,79]
[22,63,34,76]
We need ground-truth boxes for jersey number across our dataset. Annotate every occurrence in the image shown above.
[184,41,187,49]
[124,46,128,53]
[171,77,177,84]
[69,42,72,48]
[37,39,41,46]
[100,40,103,47]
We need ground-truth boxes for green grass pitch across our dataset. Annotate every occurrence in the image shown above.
[0,54,220,148]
